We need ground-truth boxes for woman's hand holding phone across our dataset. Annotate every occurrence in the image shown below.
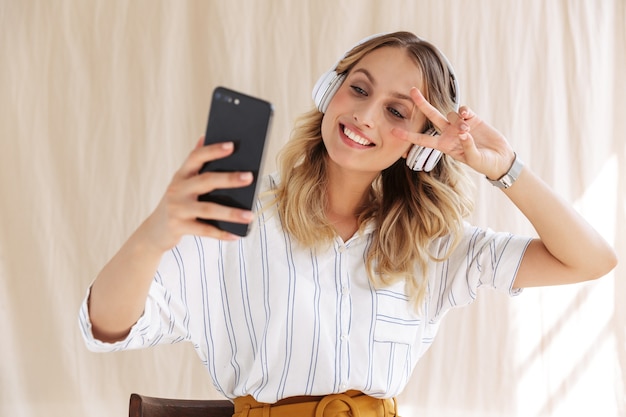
[141,138,255,252]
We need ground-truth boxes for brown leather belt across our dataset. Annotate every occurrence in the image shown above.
[233,390,398,417]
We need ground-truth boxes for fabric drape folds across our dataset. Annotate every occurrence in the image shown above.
[1,1,624,416]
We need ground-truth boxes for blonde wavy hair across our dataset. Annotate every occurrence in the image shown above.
[274,32,474,308]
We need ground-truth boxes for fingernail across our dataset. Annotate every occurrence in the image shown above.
[240,172,253,181]
[391,128,405,139]
[223,233,240,241]
[240,211,254,220]
[222,142,234,150]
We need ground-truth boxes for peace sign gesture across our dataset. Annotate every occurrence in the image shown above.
[393,87,516,181]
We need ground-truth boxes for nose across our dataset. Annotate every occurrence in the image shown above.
[352,103,377,129]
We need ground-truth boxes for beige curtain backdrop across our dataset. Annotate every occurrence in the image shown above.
[1,1,624,416]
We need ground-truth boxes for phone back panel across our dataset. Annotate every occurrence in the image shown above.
[198,87,273,236]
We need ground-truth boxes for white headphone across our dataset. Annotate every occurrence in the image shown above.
[312,32,460,172]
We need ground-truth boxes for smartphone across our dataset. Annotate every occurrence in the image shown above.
[197,86,273,236]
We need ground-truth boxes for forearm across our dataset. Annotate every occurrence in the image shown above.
[86,141,254,342]
[396,93,617,286]
[502,166,617,286]
[88,219,165,342]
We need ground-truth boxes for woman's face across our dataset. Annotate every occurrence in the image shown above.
[321,46,427,177]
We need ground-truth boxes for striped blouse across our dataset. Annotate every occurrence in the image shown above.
[79,174,531,403]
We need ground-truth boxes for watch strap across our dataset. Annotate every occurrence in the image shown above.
[487,153,524,189]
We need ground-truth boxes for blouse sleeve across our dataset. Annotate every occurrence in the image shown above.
[77,240,201,352]
[77,279,188,352]
[426,223,532,322]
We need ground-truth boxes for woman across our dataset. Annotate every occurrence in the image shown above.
[80,32,617,416]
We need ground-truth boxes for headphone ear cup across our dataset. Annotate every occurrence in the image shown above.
[422,149,443,172]
[406,145,430,171]
[312,71,346,113]
[405,128,442,172]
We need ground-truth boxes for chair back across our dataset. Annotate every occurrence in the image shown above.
[129,393,234,417]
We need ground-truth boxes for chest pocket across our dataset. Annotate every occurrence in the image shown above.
[374,284,421,345]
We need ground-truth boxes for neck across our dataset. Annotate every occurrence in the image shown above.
[325,163,377,240]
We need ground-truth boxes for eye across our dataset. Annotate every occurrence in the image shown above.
[387,106,406,119]
[350,85,368,96]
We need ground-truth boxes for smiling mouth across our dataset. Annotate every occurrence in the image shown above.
[342,125,374,146]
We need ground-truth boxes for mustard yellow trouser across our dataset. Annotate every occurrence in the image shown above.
[233,390,398,417]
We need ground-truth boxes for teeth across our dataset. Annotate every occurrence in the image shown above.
[343,126,372,146]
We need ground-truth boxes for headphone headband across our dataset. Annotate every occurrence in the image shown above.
[312,32,460,113]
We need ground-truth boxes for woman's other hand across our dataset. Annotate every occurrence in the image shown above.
[392,87,516,180]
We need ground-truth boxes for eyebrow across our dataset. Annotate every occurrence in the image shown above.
[351,68,414,103]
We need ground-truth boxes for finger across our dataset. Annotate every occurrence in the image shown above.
[187,171,254,196]
[410,87,449,130]
[180,218,242,241]
[391,127,440,149]
[458,105,474,120]
[458,131,481,164]
[161,171,253,225]
[178,141,235,179]
[192,200,255,225]
[458,106,486,133]
[446,111,470,134]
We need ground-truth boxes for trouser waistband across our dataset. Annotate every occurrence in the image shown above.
[233,390,398,417]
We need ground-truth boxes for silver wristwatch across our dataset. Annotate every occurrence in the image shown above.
[487,153,524,189]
